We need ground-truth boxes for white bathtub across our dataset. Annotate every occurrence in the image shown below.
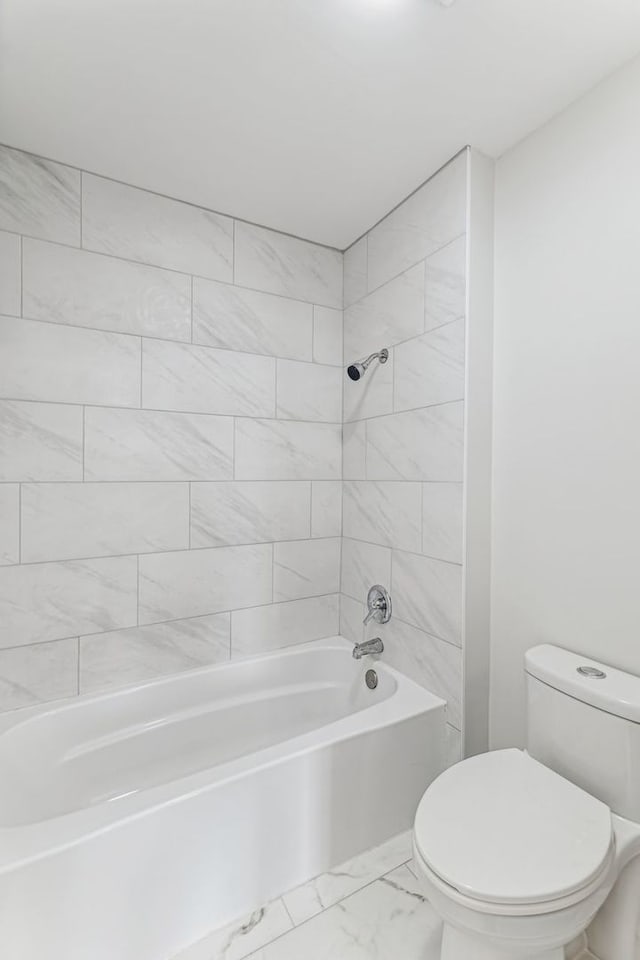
[0,636,445,960]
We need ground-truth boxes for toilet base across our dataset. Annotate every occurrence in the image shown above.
[441,923,565,960]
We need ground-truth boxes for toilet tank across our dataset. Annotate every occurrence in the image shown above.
[526,645,640,822]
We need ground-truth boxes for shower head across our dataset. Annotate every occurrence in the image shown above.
[347,348,389,381]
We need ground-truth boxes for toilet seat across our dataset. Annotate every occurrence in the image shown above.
[414,749,614,911]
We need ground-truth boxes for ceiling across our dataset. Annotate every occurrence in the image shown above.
[1,0,640,249]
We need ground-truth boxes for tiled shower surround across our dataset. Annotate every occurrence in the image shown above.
[0,144,476,756]
[0,144,343,708]
[340,152,468,761]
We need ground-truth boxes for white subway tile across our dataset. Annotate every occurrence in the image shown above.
[231,595,339,657]
[394,317,465,411]
[367,151,467,290]
[392,549,462,646]
[273,538,340,601]
[343,352,393,422]
[366,403,464,481]
[23,239,191,340]
[425,234,466,331]
[0,556,137,648]
[234,222,342,308]
[142,339,275,417]
[21,482,189,563]
[381,618,462,727]
[313,306,343,366]
[341,538,391,603]
[84,407,233,482]
[193,278,312,360]
[343,236,367,308]
[276,360,342,422]
[79,613,230,694]
[0,400,83,481]
[311,481,342,538]
[0,638,78,712]
[235,419,341,480]
[82,175,233,280]
[0,316,141,407]
[422,482,463,564]
[0,230,20,316]
[0,145,80,245]
[0,485,19,565]
[138,544,273,623]
[343,481,422,552]
[191,481,310,547]
[344,263,424,360]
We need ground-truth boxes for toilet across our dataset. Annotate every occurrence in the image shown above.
[412,644,640,960]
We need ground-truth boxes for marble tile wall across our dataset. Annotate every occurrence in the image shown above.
[0,144,343,712]
[340,150,467,758]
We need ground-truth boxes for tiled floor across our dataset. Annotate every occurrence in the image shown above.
[172,831,444,960]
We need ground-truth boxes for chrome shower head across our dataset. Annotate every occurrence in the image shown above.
[347,348,389,381]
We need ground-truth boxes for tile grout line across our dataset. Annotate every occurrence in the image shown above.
[0,591,341,655]
[0,229,342,308]
[3,538,342,571]
[235,843,421,959]
[0,390,460,423]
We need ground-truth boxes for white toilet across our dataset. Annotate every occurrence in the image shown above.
[412,644,640,960]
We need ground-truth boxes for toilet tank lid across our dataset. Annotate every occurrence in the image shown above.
[526,644,640,723]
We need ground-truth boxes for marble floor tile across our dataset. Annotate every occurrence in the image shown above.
[282,831,413,925]
[170,832,440,960]
[250,865,441,960]
[172,898,293,960]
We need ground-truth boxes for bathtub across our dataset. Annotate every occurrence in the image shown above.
[0,636,446,960]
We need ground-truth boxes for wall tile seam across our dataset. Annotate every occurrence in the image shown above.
[0,592,342,654]
[1,313,343,368]
[0,480,346,486]
[0,397,344,427]
[343,315,465,360]
[0,634,81,654]
[343,229,467,309]
[7,228,341,310]
[3,537,342,569]
[338,590,463,649]
[342,535,462,568]
[346,396,466,427]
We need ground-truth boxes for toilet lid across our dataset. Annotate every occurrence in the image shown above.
[414,749,613,906]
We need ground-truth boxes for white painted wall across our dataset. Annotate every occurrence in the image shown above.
[490,55,640,748]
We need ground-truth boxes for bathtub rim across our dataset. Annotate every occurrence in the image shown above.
[0,636,446,872]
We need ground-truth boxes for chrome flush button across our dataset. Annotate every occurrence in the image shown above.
[577,665,607,679]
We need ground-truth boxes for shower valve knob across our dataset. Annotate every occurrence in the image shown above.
[363,585,392,625]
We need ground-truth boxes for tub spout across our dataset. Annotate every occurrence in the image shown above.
[352,638,384,659]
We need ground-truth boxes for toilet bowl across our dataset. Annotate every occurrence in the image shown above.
[412,646,640,960]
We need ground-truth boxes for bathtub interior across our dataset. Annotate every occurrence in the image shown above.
[0,640,400,827]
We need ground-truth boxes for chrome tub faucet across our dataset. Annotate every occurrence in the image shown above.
[352,637,384,659]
